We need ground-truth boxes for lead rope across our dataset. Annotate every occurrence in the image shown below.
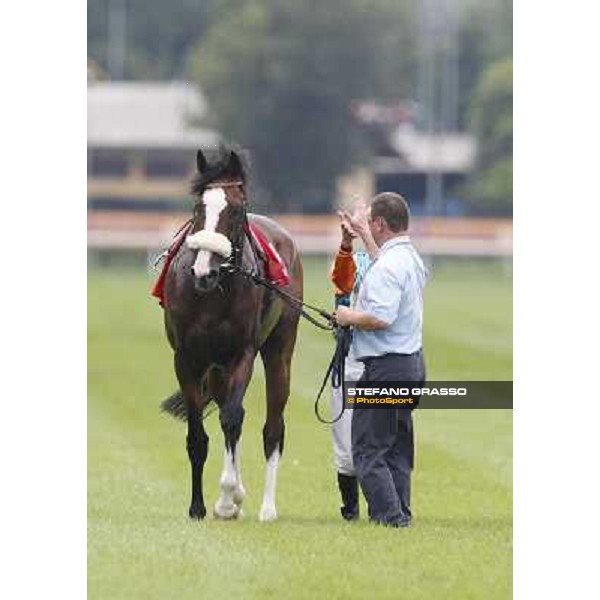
[228,217,336,331]
[238,268,335,331]
[314,326,352,424]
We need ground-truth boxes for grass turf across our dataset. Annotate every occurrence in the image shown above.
[88,257,512,599]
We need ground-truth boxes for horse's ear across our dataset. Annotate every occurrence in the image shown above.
[229,150,243,178]
[196,149,208,173]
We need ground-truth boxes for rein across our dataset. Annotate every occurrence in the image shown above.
[232,256,336,332]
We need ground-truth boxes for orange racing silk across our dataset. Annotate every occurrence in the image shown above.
[331,248,356,296]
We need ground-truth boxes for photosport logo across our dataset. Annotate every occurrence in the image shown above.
[343,382,513,409]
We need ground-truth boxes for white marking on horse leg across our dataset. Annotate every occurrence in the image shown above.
[214,448,240,519]
[259,449,280,522]
[232,443,246,507]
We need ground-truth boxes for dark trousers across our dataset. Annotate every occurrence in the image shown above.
[351,351,425,524]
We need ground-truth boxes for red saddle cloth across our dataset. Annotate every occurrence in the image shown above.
[246,224,290,288]
[151,222,290,308]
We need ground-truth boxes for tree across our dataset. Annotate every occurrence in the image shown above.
[88,0,231,79]
[456,0,513,127]
[187,0,416,212]
[466,56,512,214]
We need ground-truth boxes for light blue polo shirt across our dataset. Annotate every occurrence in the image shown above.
[352,236,428,360]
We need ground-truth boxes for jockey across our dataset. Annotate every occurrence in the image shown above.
[330,212,373,520]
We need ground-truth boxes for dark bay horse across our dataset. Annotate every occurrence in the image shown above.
[163,146,302,521]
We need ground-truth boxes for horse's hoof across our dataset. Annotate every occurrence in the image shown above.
[189,503,206,520]
[258,504,277,522]
[213,501,241,520]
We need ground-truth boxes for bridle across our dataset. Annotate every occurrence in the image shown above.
[192,179,250,281]
[204,181,245,189]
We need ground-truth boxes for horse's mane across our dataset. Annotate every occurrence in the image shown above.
[191,143,251,199]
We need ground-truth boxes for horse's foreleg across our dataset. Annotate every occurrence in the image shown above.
[232,441,246,506]
[259,377,286,522]
[187,405,209,520]
[212,354,254,520]
[175,352,209,520]
[259,325,297,522]
[214,442,246,519]
[259,435,282,523]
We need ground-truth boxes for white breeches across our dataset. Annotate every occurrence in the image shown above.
[331,356,364,476]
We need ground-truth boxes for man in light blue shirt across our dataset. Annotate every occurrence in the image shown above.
[352,235,427,360]
[334,192,427,527]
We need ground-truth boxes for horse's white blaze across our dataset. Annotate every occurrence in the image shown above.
[188,187,228,278]
[259,449,280,522]
[214,448,241,519]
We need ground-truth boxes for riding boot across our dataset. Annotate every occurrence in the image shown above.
[337,473,359,521]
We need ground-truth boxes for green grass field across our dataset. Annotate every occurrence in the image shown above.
[88,257,512,599]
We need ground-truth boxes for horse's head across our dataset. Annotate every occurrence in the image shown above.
[186,146,248,293]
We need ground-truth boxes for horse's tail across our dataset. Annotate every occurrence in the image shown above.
[160,391,188,421]
[160,391,217,422]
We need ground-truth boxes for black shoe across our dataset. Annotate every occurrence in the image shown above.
[341,505,359,521]
[337,473,359,521]
[369,516,411,528]
[387,518,411,528]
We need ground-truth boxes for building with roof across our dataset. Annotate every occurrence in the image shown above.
[347,101,478,216]
[373,125,477,216]
[87,81,219,212]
